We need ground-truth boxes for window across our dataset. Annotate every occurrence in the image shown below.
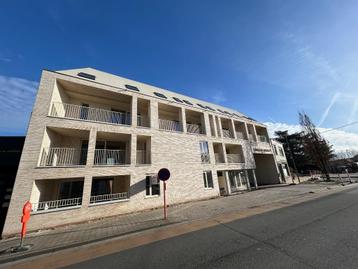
[279,147,284,156]
[203,171,213,189]
[183,100,193,105]
[199,141,210,163]
[217,109,225,113]
[146,175,160,196]
[173,97,183,103]
[77,72,96,80]
[273,145,278,155]
[125,84,139,92]
[154,92,167,99]
[206,106,215,111]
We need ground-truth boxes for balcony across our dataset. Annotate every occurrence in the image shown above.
[226,154,244,163]
[137,97,150,127]
[187,123,204,134]
[257,135,268,143]
[39,147,87,167]
[137,115,150,128]
[236,132,245,140]
[201,153,210,163]
[222,129,234,138]
[90,192,129,204]
[137,150,150,164]
[94,149,127,165]
[90,176,130,205]
[50,102,131,126]
[32,197,82,212]
[159,119,182,132]
[215,153,225,163]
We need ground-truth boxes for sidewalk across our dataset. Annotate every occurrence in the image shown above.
[0,181,356,265]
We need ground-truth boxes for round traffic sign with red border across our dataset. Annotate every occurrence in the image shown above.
[158,168,170,181]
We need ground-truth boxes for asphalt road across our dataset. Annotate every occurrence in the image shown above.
[64,186,358,269]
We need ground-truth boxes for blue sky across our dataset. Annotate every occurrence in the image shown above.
[1,0,358,151]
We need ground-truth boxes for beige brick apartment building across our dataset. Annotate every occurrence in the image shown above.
[2,68,286,237]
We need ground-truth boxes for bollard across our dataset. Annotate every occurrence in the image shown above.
[12,201,32,252]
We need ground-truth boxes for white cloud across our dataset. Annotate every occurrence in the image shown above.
[0,75,38,134]
[211,91,227,104]
[265,121,358,153]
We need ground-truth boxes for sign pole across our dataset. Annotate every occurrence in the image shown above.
[163,181,167,220]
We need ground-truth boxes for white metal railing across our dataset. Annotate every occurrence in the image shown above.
[226,154,244,163]
[137,115,150,127]
[222,129,234,138]
[187,123,203,134]
[215,153,225,163]
[50,102,131,125]
[201,153,210,163]
[32,197,82,212]
[159,119,183,132]
[94,149,127,165]
[137,150,150,164]
[39,147,87,166]
[90,192,129,204]
[236,131,245,140]
[258,135,268,143]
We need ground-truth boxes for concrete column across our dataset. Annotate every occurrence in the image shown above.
[245,170,251,191]
[212,115,218,137]
[253,125,259,142]
[150,99,159,129]
[131,134,137,165]
[131,95,138,127]
[243,122,250,140]
[252,169,258,189]
[180,107,187,133]
[221,143,227,163]
[230,119,237,139]
[208,141,215,164]
[225,171,232,195]
[81,175,93,207]
[86,128,97,166]
[217,117,223,137]
[203,113,211,136]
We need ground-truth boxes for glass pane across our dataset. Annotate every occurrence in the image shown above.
[152,184,160,195]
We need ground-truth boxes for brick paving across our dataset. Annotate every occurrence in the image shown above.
[0,182,355,264]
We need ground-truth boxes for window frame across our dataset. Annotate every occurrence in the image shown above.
[145,175,160,197]
[203,171,214,189]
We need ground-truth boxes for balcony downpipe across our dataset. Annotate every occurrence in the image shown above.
[32,197,82,212]
[94,149,127,165]
[159,119,183,132]
[90,192,129,204]
[39,147,87,167]
[50,102,131,126]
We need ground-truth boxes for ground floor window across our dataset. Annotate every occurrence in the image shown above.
[203,171,214,189]
[146,175,160,196]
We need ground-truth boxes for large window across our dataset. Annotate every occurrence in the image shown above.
[146,175,160,196]
[200,141,210,163]
[203,171,213,189]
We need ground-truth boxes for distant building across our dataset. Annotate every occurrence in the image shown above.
[271,139,292,183]
[0,136,24,235]
[3,68,284,237]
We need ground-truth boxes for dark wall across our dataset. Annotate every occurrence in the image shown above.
[0,136,25,235]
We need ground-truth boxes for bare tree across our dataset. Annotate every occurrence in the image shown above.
[299,112,334,181]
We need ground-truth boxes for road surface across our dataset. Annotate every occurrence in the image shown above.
[64,186,358,269]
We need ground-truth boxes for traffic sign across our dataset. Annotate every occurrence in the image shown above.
[158,168,170,181]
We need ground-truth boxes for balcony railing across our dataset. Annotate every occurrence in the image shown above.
[50,102,131,125]
[159,119,183,132]
[90,192,129,204]
[187,123,203,134]
[137,115,150,127]
[39,147,87,167]
[222,129,234,138]
[32,197,82,212]
[236,131,245,140]
[257,135,268,143]
[226,154,244,163]
[215,153,225,163]
[201,153,210,163]
[248,134,256,141]
[136,150,150,164]
[94,149,127,165]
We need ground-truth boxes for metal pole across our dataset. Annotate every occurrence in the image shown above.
[163,181,167,220]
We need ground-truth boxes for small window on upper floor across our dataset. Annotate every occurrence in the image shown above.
[154,92,167,99]
[206,106,215,111]
[173,97,183,103]
[199,141,210,163]
[183,100,193,105]
[77,72,96,80]
[203,171,214,189]
[125,84,140,92]
[217,109,225,113]
[145,175,160,196]
[273,145,278,155]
